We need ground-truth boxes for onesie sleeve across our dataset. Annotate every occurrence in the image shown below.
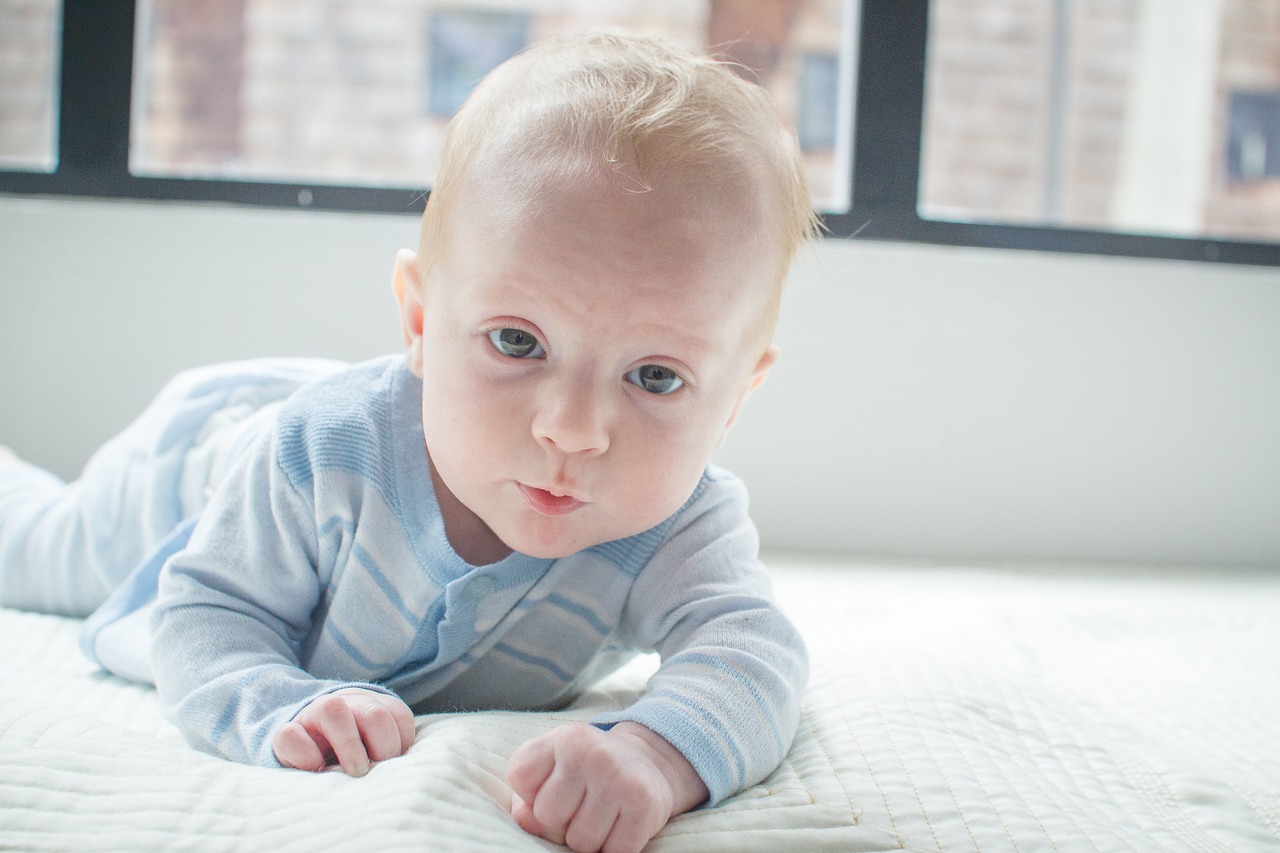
[148,425,393,767]
[590,472,809,805]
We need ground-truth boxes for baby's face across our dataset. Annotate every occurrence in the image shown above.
[410,173,781,560]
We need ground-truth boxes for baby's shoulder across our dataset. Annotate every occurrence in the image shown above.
[679,463,751,519]
[273,356,417,488]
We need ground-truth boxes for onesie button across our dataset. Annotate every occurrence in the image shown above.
[463,575,495,603]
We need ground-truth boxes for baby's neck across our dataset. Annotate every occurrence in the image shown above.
[428,456,514,567]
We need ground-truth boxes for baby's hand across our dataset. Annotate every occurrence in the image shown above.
[507,721,709,853]
[272,688,415,777]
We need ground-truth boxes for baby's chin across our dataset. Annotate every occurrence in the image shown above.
[503,531,609,561]
[495,517,648,562]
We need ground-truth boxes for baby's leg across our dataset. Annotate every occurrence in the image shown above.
[0,359,340,618]
[0,456,110,616]
[0,372,224,617]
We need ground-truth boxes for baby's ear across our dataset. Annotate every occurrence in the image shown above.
[719,344,779,445]
[392,249,426,376]
[747,344,779,395]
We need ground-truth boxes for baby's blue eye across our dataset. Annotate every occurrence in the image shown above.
[489,328,544,359]
[626,365,684,395]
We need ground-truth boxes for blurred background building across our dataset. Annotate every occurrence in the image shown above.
[2,0,1277,238]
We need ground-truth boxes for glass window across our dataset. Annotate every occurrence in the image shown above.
[427,10,529,118]
[920,0,1280,244]
[0,0,61,172]
[129,0,853,211]
[798,53,840,152]
[1227,90,1280,181]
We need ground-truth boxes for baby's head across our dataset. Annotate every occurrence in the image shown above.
[395,31,817,561]
[420,29,817,328]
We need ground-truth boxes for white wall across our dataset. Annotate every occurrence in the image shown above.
[2,195,1277,567]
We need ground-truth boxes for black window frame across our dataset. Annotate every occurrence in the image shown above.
[2,0,1278,266]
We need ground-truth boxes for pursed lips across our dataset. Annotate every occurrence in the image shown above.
[516,482,586,517]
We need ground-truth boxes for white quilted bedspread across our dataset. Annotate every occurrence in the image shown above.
[2,558,1278,852]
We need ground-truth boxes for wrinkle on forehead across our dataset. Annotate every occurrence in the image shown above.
[429,148,785,348]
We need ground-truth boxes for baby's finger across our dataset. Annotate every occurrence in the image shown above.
[389,699,416,755]
[511,794,564,845]
[600,804,658,853]
[352,700,408,762]
[272,720,327,772]
[312,695,370,776]
[563,791,620,853]
[506,735,557,800]
[530,770,586,843]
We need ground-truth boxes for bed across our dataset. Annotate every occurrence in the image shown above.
[2,556,1278,852]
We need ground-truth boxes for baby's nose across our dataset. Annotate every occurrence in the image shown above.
[531,383,611,456]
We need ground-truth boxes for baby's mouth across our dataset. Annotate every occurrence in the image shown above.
[516,483,586,517]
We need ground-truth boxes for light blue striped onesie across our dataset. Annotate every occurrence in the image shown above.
[0,356,807,804]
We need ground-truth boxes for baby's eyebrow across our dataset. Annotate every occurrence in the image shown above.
[663,323,741,357]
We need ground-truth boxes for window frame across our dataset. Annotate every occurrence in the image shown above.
[2,0,1277,266]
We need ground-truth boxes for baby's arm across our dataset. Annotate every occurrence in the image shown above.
[507,721,707,853]
[273,688,415,776]
[507,472,807,850]
[150,425,413,770]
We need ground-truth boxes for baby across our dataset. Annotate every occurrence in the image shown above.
[0,31,815,853]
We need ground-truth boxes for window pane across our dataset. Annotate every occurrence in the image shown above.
[131,0,853,212]
[427,10,529,118]
[920,0,1280,243]
[0,0,60,172]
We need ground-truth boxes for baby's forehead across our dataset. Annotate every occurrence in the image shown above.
[463,149,770,247]
[437,167,783,343]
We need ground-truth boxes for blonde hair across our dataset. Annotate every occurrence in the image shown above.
[419,29,819,288]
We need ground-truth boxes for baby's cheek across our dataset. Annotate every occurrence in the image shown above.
[620,454,704,525]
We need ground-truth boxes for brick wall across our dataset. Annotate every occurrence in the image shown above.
[1211,0,1280,238]
[0,0,60,170]
[8,0,1270,238]
[921,0,1059,224]
[921,0,1280,241]
[134,0,843,195]
[135,0,245,175]
[1059,0,1138,226]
